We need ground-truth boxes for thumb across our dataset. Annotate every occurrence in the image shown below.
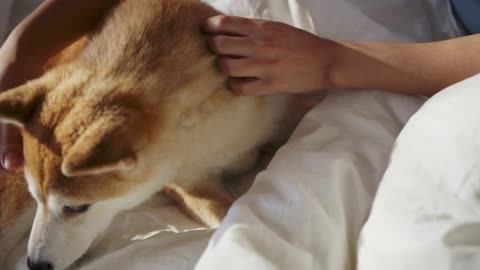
[0,124,23,171]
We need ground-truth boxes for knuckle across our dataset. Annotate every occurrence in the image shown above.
[211,36,226,52]
[207,15,230,31]
[218,58,235,75]
[230,81,248,95]
[242,17,257,29]
[252,39,265,50]
[206,15,225,31]
[216,15,233,27]
[257,21,289,44]
[260,45,278,60]
[258,45,280,64]
[259,20,281,33]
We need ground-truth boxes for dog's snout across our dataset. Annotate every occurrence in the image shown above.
[27,257,54,270]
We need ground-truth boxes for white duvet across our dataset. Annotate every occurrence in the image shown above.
[3,0,477,270]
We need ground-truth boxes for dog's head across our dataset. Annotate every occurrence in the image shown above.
[0,67,182,269]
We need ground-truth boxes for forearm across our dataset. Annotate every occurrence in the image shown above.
[0,0,118,90]
[330,35,480,96]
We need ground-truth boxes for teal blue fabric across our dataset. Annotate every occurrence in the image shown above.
[451,0,480,34]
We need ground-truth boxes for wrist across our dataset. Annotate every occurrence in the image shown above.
[325,41,359,90]
[310,38,355,91]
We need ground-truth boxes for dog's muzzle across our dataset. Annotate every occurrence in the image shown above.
[27,257,54,270]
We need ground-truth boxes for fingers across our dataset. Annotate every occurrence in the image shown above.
[204,16,283,96]
[2,149,23,171]
[217,57,266,78]
[0,124,23,172]
[208,36,258,57]
[203,15,257,37]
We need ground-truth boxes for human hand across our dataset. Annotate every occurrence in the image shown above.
[0,58,25,172]
[0,124,23,172]
[204,15,337,96]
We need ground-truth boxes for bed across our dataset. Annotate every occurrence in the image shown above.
[1,0,475,269]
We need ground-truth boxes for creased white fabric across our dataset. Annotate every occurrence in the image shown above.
[195,90,425,270]
[2,0,468,270]
[6,196,212,270]
[195,1,460,270]
[201,0,316,32]
[358,74,480,270]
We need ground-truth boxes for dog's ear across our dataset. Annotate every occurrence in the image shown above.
[0,82,46,128]
[61,116,137,177]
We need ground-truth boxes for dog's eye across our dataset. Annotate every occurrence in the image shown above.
[63,204,91,215]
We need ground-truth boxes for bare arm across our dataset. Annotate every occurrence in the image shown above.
[333,35,480,96]
[0,0,118,171]
[204,16,480,97]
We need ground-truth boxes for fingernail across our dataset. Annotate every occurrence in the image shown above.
[2,152,22,170]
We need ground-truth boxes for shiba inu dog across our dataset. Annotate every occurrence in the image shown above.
[0,0,292,269]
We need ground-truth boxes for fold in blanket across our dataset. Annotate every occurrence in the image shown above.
[195,90,425,270]
[2,1,468,270]
[358,74,480,270]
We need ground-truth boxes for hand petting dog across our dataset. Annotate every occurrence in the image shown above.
[204,15,335,96]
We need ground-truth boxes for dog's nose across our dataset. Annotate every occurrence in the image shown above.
[27,257,54,270]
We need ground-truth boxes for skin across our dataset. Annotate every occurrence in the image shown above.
[1,2,480,173]
[203,15,480,96]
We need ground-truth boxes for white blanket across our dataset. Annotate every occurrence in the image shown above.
[358,74,480,270]
[3,0,470,269]
[195,90,425,270]
[196,1,463,270]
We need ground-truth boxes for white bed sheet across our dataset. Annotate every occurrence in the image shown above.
[196,90,425,270]
[358,74,480,270]
[2,0,467,270]
[196,1,462,270]
[6,196,212,270]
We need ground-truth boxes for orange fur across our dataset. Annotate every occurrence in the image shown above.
[0,1,293,267]
[0,171,31,228]
[0,0,224,202]
[163,180,233,228]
